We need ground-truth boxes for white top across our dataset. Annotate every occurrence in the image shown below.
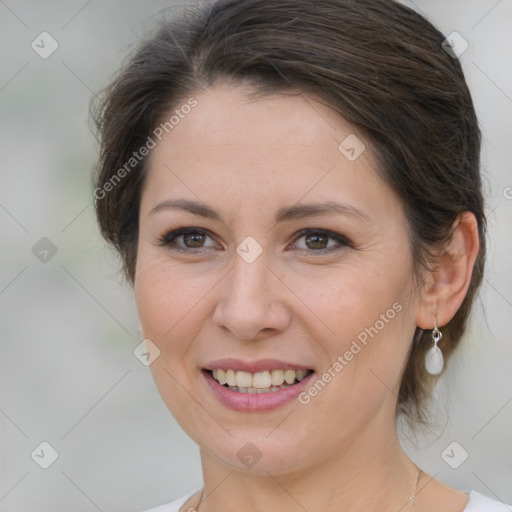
[144,488,511,511]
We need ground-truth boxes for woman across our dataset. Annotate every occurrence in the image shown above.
[92,0,510,510]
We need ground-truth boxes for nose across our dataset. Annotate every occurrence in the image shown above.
[212,253,291,341]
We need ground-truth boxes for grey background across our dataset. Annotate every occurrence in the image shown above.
[1,0,511,510]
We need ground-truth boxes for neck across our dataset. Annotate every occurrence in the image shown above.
[197,419,420,512]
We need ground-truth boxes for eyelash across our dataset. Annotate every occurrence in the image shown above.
[155,227,352,254]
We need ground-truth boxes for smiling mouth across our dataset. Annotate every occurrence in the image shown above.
[205,368,314,393]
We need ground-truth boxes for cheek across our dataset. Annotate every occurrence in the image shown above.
[134,260,205,349]
[297,262,408,347]
[134,262,208,427]
[135,267,174,339]
[297,261,414,407]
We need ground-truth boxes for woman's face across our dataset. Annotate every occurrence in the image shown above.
[135,84,422,474]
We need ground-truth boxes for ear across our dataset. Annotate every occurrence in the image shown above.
[415,212,480,329]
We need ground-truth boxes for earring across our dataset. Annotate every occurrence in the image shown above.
[425,317,444,375]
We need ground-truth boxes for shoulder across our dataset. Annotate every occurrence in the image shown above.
[141,488,511,512]
[462,490,511,511]
[142,489,200,512]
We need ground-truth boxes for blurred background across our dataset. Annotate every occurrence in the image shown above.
[1,0,511,510]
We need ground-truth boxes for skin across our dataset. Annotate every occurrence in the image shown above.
[134,83,480,512]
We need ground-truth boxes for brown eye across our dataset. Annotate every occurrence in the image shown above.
[304,232,329,250]
[291,229,351,253]
[157,228,218,252]
[182,231,207,248]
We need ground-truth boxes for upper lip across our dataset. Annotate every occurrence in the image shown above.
[203,358,313,373]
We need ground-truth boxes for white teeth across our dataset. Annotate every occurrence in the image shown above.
[226,369,237,387]
[296,369,308,381]
[228,385,291,393]
[284,369,296,385]
[235,371,253,388]
[210,368,311,390]
[253,371,272,388]
[217,369,227,385]
[271,369,285,386]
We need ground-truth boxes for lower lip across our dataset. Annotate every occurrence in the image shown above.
[201,370,315,412]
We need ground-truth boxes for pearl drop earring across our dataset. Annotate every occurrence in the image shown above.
[425,317,444,375]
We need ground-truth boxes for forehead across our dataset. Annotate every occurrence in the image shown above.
[140,84,401,226]
[157,84,351,151]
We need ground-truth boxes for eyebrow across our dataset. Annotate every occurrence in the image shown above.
[149,199,370,223]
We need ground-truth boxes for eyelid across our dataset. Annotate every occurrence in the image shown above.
[156,227,220,251]
[156,226,353,254]
[289,228,353,252]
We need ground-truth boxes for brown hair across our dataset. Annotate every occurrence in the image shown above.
[91,0,486,424]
